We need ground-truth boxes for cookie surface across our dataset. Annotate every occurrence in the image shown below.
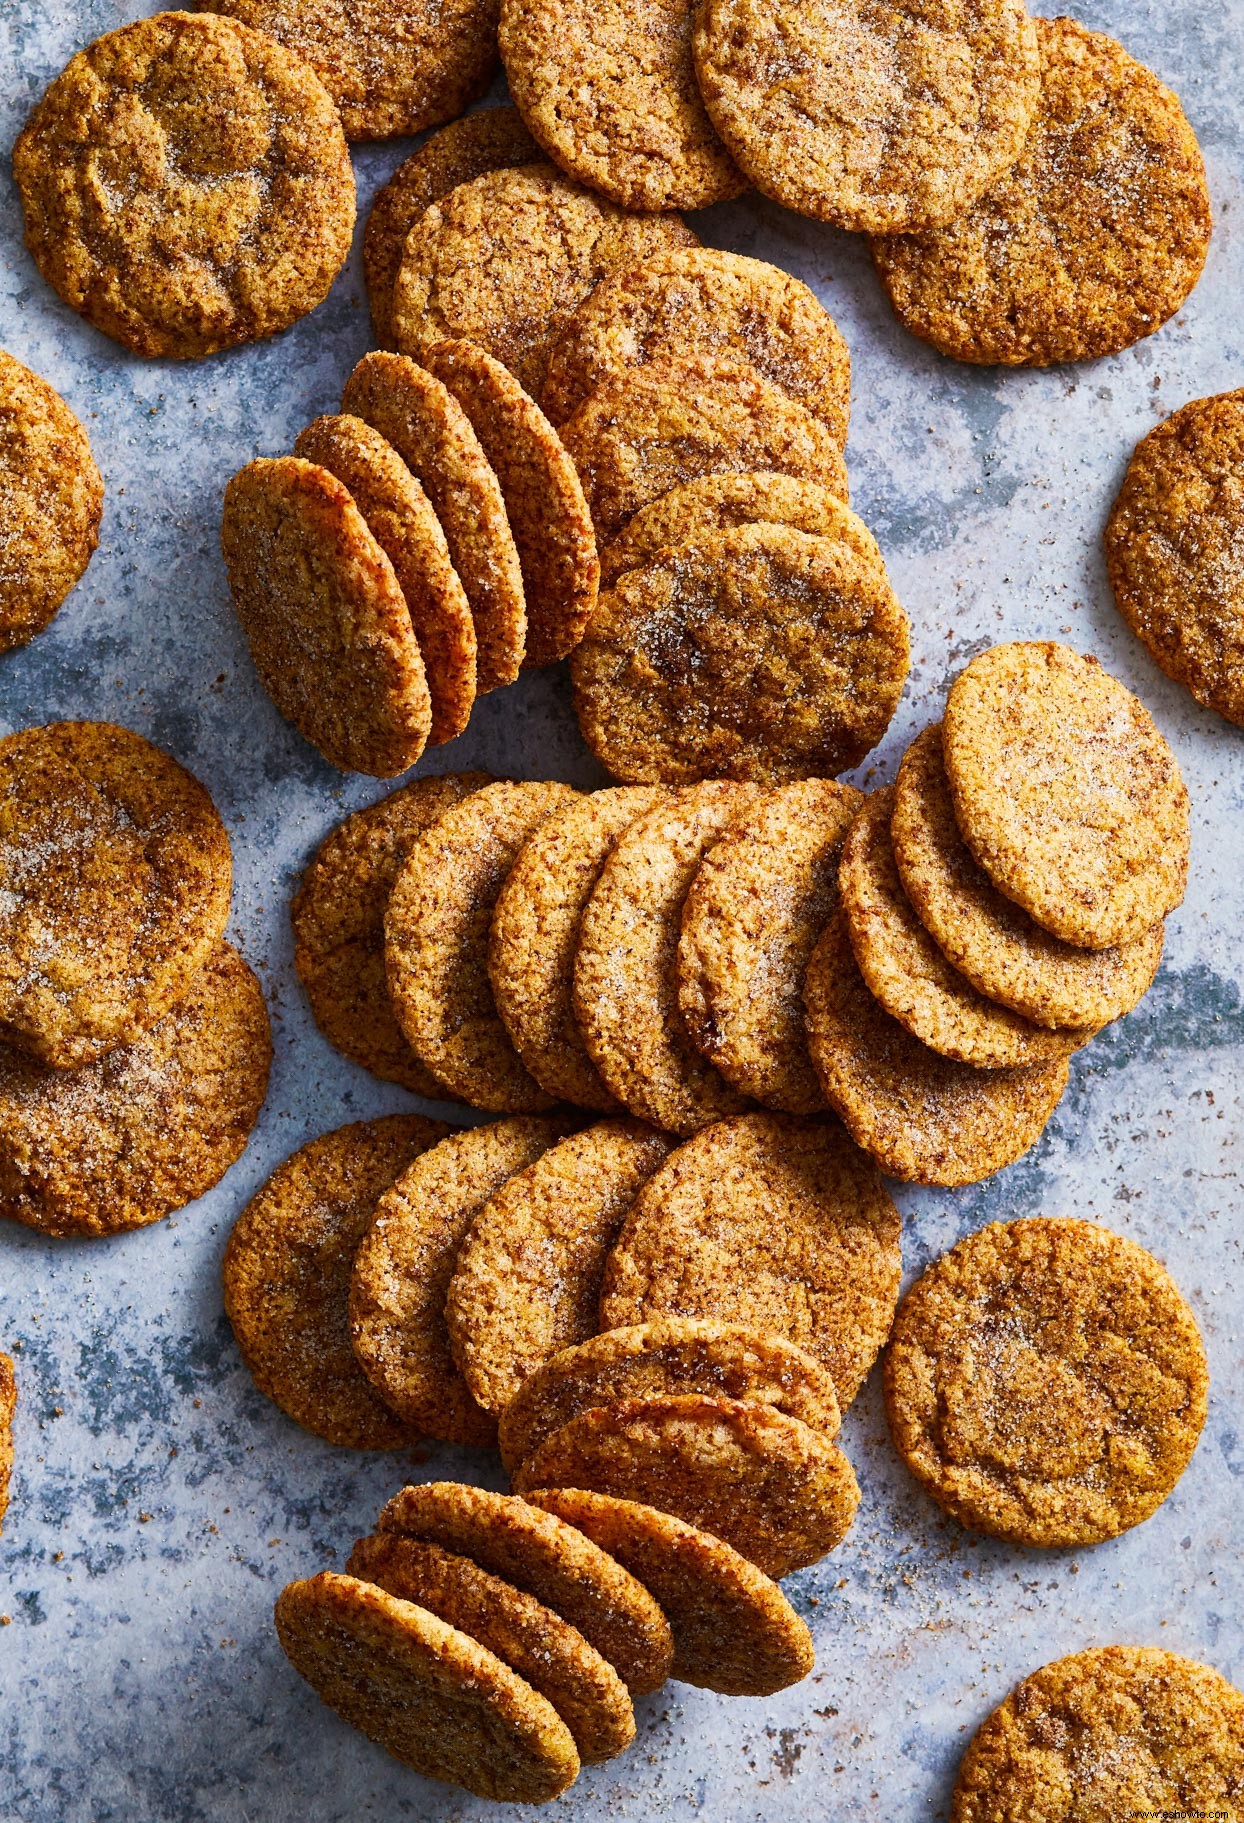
[1106,389,1244,727]
[943,643,1190,948]
[870,17,1212,365]
[0,722,232,1068]
[600,469,859,586]
[14,12,354,359]
[223,1114,446,1448]
[0,1351,12,1533]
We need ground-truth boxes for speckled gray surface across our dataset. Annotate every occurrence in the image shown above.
[2,2,1242,1817]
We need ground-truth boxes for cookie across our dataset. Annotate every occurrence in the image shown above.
[222,456,432,777]
[222,1114,447,1449]
[885,1217,1208,1548]
[543,250,848,441]
[0,941,270,1239]
[513,1393,859,1578]
[350,1116,572,1446]
[293,415,477,745]
[342,352,527,694]
[1106,388,1244,727]
[423,340,599,667]
[573,782,762,1135]
[498,1319,842,1477]
[599,469,858,587]
[0,350,103,653]
[0,1352,15,1534]
[677,778,860,1113]
[692,0,1038,232]
[804,909,1070,1186]
[600,1113,900,1409]
[560,351,847,542]
[529,1488,813,1696]
[488,786,668,1110]
[950,1647,1244,1820]
[390,162,698,398]
[346,1533,634,1762]
[275,1572,580,1803]
[376,1482,674,1693]
[891,726,1165,1032]
[0,721,232,1068]
[943,643,1190,949]
[14,13,354,360]
[291,771,492,1094]
[384,779,580,1109]
[870,17,1212,366]
[445,1120,676,1415]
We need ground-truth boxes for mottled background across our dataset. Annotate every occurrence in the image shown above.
[1,1,1242,1816]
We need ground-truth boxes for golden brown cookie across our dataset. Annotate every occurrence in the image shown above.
[599,469,858,586]
[423,340,599,666]
[1106,389,1244,727]
[870,17,1212,365]
[0,350,103,653]
[445,1120,676,1415]
[528,1488,813,1696]
[350,1116,572,1446]
[891,726,1165,1032]
[384,779,579,1109]
[677,779,860,1114]
[488,786,669,1110]
[804,909,1070,1186]
[573,782,762,1134]
[514,1393,859,1578]
[0,722,232,1068]
[291,771,492,1094]
[943,643,1190,949]
[885,1217,1208,1548]
[390,162,698,398]
[692,0,1038,232]
[600,1113,899,1408]
[950,1647,1244,1820]
[14,13,354,360]
[346,1533,635,1762]
[0,1352,15,1534]
[275,1572,580,1803]
[342,351,527,694]
[376,1482,674,1693]
[0,941,270,1238]
[222,1114,446,1448]
[293,414,477,745]
[222,456,432,777]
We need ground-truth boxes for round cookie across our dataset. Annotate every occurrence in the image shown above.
[600,1113,900,1408]
[342,352,526,694]
[869,17,1212,366]
[384,780,579,1109]
[221,456,432,777]
[423,340,599,667]
[573,782,763,1135]
[275,1572,580,1804]
[600,470,860,586]
[14,13,354,360]
[572,523,909,783]
[950,1647,1244,1820]
[0,941,270,1239]
[0,350,103,653]
[291,771,492,1094]
[514,1393,860,1578]
[943,643,1190,949]
[885,1217,1208,1548]
[376,1482,674,1693]
[0,722,232,1069]
[0,1351,13,1533]
[692,0,1039,233]
[293,415,477,745]
[804,909,1070,1186]
[222,1114,447,1449]
[677,778,861,1113]
[892,726,1165,1032]
[350,1116,572,1446]
[1105,389,1244,727]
